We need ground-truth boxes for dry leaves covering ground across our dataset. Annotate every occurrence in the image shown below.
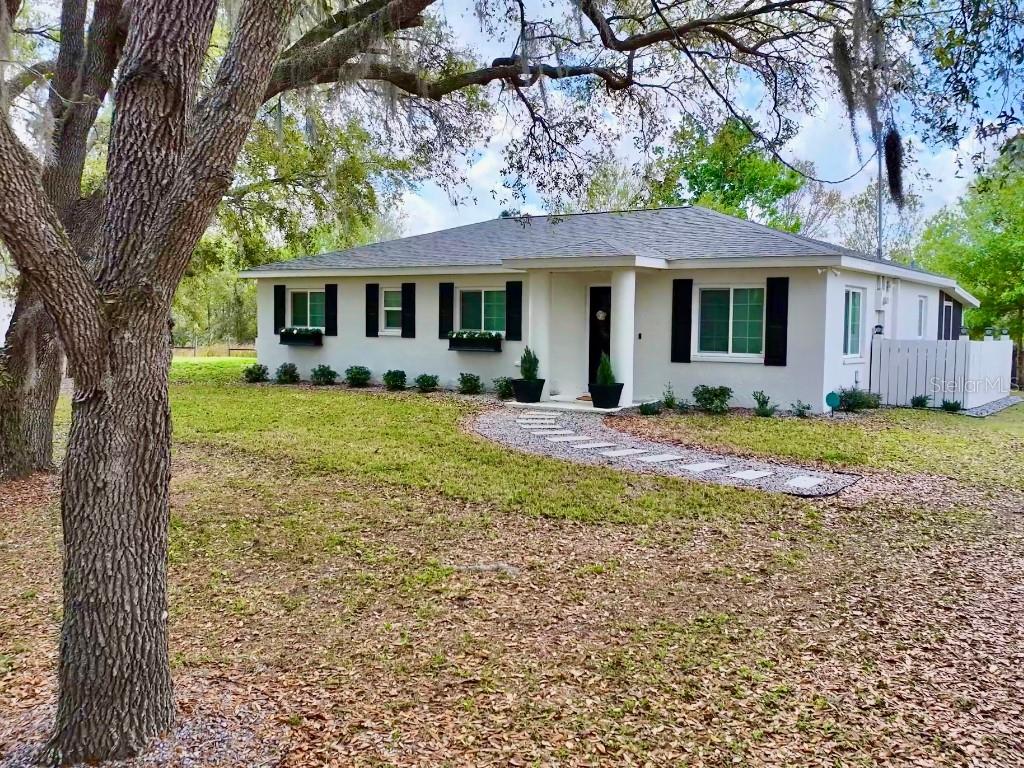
[2,392,1023,767]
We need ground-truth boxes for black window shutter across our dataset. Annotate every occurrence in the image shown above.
[505,280,523,341]
[401,282,416,338]
[324,284,338,336]
[764,277,789,366]
[365,283,379,337]
[670,279,693,363]
[438,282,454,339]
[273,284,286,334]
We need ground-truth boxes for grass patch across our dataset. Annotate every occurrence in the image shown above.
[170,357,254,385]
[622,405,1024,487]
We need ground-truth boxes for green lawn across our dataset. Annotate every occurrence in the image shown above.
[617,403,1024,488]
[13,359,1023,764]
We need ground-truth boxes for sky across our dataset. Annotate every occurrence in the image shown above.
[396,96,983,240]
[391,0,989,242]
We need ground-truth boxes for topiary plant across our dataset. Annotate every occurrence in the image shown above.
[310,364,338,386]
[382,369,407,390]
[595,352,616,386]
[414,373,439,392]
[242,363,269,383]
[458,372,483,394]
[519,347,540,381]
[345,365,371,387]
[493,376,514,399]
[275,362,300,384]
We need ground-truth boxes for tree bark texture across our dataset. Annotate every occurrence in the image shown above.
[45,314,175,764]
[0,282,61,479]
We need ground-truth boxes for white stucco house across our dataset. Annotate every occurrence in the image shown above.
[241,206,982,411]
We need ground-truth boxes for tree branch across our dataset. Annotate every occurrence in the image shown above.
[281,0,390,56]
[0,119,106,388]
[265,0,435,99]
[2,59,55,102]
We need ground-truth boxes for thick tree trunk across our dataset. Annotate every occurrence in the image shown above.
[45,311,174,765]
[0,281,62,479]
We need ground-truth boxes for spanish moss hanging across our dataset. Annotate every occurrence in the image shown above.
[884,125,904,209]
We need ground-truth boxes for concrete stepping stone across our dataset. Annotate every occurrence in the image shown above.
[638,453,685,463]
[571,441,619,450]
[682,461,729,473]
[546,435,594,443]
[519,422,558,428]
[786,475,824,489]
[600,448,649,458]
[531,429,573,435]
[729,469,773,481]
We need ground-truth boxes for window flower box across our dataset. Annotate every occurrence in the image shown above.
[448,331,502,352]
[279,327,323,347]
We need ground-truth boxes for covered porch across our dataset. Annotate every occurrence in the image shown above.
[515,256,656,408]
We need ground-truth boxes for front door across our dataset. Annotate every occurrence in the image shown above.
[588,286,611,384]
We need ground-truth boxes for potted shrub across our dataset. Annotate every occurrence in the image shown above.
[511,347,545,403]
[588,353,624,409]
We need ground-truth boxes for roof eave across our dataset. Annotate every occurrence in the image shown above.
[239,264,522,279]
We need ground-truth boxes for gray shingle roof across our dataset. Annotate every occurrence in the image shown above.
[251,205,870,272]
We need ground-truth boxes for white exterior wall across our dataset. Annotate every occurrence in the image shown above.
[255,274,527,386]
[822,269,874,397]
[634,267,828,410]
[547,271,609,398]
[889,277,941,340]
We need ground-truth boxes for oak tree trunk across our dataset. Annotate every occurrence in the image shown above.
[0,282,62,479]
[45,309,175,764]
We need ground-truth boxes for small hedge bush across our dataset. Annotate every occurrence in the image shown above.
[493,376,514,400]
[345,365,371,387]
[836,386,880,412]
[941,399,963,412]
[638,401,663,416]
[910,394,930,408]
[310,364,338,386]
[790,400,812,418]
[752,390,778,418]
[662,383,677,410]
[242,363,269,383]
[692,384,732,414]
[414,373,439,392]
[458,372,483,395]
[382,369,407,390]
[275,362,300,384]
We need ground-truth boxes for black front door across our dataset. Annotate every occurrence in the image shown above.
[589,286,611,384]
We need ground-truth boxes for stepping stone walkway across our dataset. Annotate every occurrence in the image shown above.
[474,408,859,497]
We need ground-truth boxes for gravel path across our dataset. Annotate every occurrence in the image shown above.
[474,408,859,497]
[961,395,1022,418]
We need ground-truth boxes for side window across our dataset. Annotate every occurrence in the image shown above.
[382,288,402,331]
[459,289,506,332]
[843,288,863,356]
[290,290,325,328]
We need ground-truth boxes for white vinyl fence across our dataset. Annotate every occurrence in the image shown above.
[869,338,1013,409]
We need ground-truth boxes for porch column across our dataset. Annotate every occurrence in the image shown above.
[526,270,551,398]
[611,269,636,405]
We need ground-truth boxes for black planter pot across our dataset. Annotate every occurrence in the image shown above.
[588,382,624,409]
[512,378,545,403]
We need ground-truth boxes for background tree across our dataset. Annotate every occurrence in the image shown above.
[916,157,1024,374]
[644,118,804,230]
[839,179,923,261]
[0,0,1020,763]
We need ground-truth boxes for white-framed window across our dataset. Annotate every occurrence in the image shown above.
[916,295,928,338]
[381,287,402,333]
[459,288,506,333]
[843,288,863,357]
[290,289,325,329]
[697,286,765,356]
